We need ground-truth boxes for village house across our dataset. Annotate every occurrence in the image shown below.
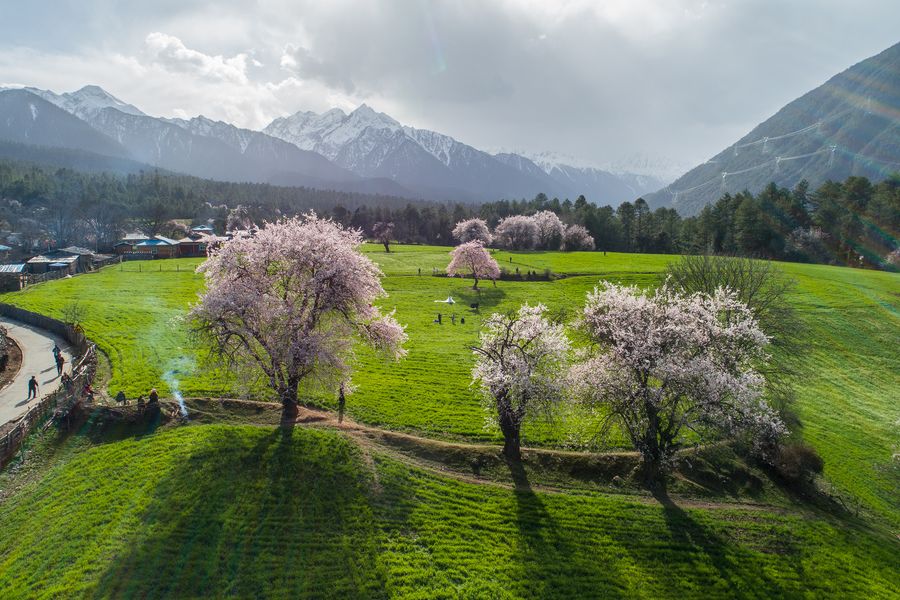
[25,252,79,275]
[57,246,98,273]
[0,263,26,292]
[133,236,180,259]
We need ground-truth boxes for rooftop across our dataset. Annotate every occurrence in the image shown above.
[27,254,78,265]
[59,246,95,256]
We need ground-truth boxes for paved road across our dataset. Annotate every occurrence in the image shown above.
[0,318,73,427]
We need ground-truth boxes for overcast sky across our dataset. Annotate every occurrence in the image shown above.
[0,1,897,167]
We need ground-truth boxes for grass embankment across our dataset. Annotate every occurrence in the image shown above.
[2,248,898,528]
[0,423,896,598]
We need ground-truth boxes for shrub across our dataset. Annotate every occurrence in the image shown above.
[774,443,824,485]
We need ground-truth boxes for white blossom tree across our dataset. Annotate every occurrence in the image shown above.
[472,304,570,460]
[532,211,565,249]
[191,214,407,419]
[571,282,785,485]
[372,221,395,253]
[493,215,539,250]
[446,241,500,290]
[452,218,493,245]
[561,225,596,251]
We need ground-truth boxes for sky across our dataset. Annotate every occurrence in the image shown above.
[0,0,897,168]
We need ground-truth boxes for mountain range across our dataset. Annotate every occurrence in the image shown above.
[0,85,665,205]
[645,41,900,215]
[4,39,895,215]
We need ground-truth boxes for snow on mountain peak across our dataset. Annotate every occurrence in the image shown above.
[20,85,146,121]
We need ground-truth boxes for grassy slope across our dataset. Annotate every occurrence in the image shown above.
[2,248,898,528]
[0,425,896,599]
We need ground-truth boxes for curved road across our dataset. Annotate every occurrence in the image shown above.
[0,318,73,427]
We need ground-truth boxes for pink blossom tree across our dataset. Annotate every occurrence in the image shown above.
[472,304,570,460]
[532,210,565,249]
[446,241,500,290]
[452,218,493,245]
[191,213,407,420]
[372,221,395,253]
[493,215,538,250]
[561,225,595,251]
[571,282,785,486]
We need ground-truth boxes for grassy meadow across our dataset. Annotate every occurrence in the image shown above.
[0,424,897,599]
[2,245,899,531]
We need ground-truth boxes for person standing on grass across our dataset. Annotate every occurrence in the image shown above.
[27,375,38,400]
[338,383,346,423]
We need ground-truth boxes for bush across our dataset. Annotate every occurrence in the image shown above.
[774,442,824,485]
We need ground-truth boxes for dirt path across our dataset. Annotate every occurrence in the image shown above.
[179,398,784,513]
[0,318,73,427]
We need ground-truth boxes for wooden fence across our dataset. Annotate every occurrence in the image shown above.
[0,304,97,467]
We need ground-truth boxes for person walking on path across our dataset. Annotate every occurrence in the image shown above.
[52,343,61,360]
[27,375,39,400]
[55,353,65,376]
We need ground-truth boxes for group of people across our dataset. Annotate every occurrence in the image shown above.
[114,388,159,409]
[23,339,164,413]
[25,341,91,402]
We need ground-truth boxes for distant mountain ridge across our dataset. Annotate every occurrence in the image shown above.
[0,86,414,197]
[646,42,900,215]
[264,105,663,204]
[0,84,679,205]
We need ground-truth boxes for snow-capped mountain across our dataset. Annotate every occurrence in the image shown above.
[164,114,357,184]
[495,149,668,203]
[0,89,129,157]
[0,86,412,196]
[264,105,666,203]
[603,152,691,184]
[264,105,571,202]
[0,83,674,205]
[25,85,146,121]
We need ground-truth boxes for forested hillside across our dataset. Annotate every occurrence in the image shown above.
[1,160,896,269]
[647,42,900,215]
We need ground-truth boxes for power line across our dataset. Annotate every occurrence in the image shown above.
[666,144,898,201]
[732,108,854,152]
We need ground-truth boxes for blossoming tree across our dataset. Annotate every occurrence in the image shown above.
[571,282,785,485]
[472,304,570,460]
[446,241,500,289]
[561,224,595,251]
[532,210,565,249]
[493,215,539,250]
[191,214,407,419]
[452,218,493,245]
[372,221,395,253]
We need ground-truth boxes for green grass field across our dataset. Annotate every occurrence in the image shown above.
[0,424,896,598]
[2,246,899,532]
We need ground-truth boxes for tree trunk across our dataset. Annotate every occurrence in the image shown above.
[472,275,479,290]
[498,408,521,460]
[279,379,300,422]
[640,451,665,490]
[383,242,390,253]
[640,400,665,489]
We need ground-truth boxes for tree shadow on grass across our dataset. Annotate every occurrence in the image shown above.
[650,488,798,597]
[94,426,386,599]
[505,457,627,598]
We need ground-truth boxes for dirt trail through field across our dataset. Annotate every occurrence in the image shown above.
[179,398,785,513]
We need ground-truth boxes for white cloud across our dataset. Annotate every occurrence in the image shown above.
[144,32,249,85]
[0,1,897,164]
